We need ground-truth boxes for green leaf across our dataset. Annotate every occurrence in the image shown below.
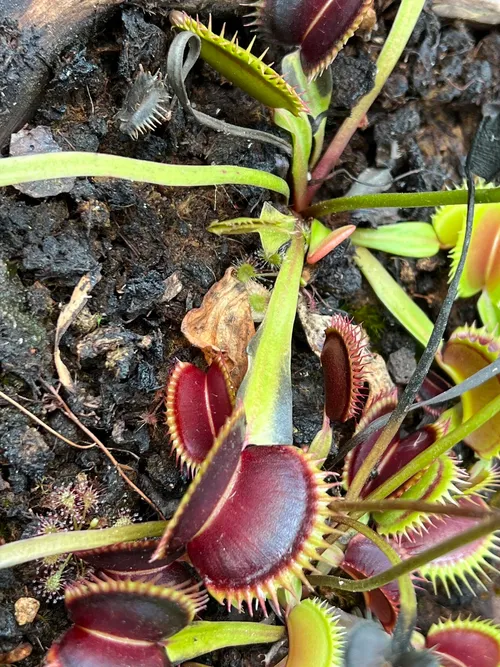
[208,203,295,260]
[0,521,167,569]
[281,50,332,166]
[274,108,312,210]
[308,417,332,463]
[166,621,285,663]
[238,231,306,444]
[304,187,500,219]
[478,290,500,332]
[170,11,306,116]
[0,152,290,198]
[353,246,434,348]
[351,222,440,257]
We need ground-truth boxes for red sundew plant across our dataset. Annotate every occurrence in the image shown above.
[2,1,500,666]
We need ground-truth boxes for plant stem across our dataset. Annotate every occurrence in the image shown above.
[304,186,500,219]
[166,622,285,663]
[304,0,426,207]
[0,522,167,569]
[334,499,492,519]
[239,231,306,444]
[331,514,416,637]
[0,152,290,198]
[309,515,500,592]
[273,110,312,211]
[367,393,500,502]
[346,174,475,501]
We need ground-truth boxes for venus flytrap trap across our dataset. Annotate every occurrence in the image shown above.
[2,3,500,666]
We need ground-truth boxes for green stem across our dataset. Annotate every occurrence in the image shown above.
[273,110,312,212]
[368,393,500,502]
[166,621,285,663]
[305,0,426,206]
[309,515,500,593]
[304,186,500,219]
[0,152,290,198]
[334,500,492,519]
[0,521,167,569]
[239,231,306,444]
[331,514,416,634]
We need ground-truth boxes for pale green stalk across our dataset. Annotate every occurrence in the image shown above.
[0,152,290,197]
[0,521,167,569]
[167,622,285,663]
[309,515,500,592]
[367,393,500,502]
[331,514,416,635]
[239,231,306,444]
[353,247,434,347]
[305,186,500,218]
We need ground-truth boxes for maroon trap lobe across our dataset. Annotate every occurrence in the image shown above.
[426,621,500,667]
[153,406,247,561]
[340,534,399,632]
[45,625,171,667]
[66,580,194,642]
[254,0,372,77]
[321,314,368,424]
[166,357,234,473]
[344,390,398,491]
[76,540,191,586]
[76,540,172,573]
[362,425,441,498]
[186,444,331,611]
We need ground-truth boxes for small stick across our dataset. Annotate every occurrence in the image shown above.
[0,390,94,450]
[41,382,166,520]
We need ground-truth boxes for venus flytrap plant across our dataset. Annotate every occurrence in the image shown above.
[3,3,500,666]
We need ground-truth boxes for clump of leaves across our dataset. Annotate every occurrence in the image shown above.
[2,2,500,666]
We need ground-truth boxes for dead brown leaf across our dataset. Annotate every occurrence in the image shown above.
[54,268,102,392]
[0,643,32,664]
[181,268,255,387]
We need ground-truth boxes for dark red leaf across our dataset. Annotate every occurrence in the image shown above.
[321,314,368,423]
[76,541,191,586]
[166,357,234,473]
[187,444,332,611]
[153,406,247,561]
[254,0,373,77]
[66,578,198,642]
[340,534,399,632]
[45,625,171,667]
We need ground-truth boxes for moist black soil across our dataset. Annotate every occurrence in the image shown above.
[1,1,499,665]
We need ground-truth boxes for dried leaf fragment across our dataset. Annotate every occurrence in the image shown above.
[55,268,102,392]
[181,268,255,387]
[0,643,32,664]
